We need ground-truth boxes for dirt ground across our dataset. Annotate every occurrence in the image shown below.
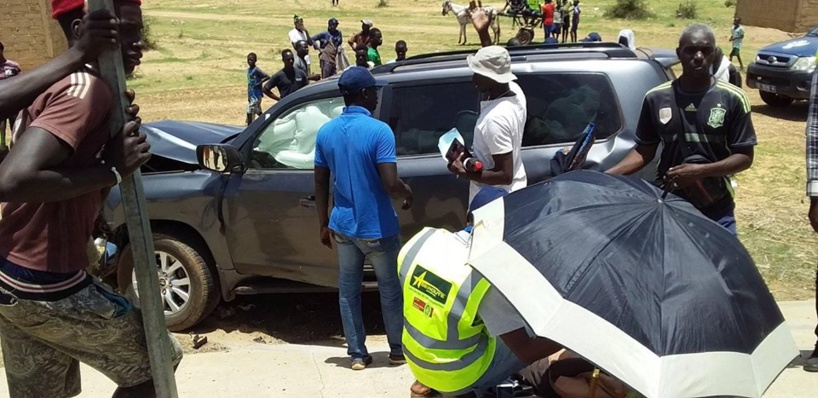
[172,292,387,355]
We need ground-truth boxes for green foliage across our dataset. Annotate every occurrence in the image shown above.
[676,1,698,19]
[142,16,158,50]
[604,0,655,20]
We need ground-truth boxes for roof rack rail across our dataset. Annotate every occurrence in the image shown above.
[373,42,636,74]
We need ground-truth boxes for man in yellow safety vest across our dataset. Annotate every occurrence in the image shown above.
[400,187,562,397]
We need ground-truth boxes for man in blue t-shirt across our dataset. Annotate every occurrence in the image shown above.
[314,66,414,371]
[245,52,269,126]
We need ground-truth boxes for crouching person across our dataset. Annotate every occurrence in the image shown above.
[400,188,562,398]
[0,1,182,397]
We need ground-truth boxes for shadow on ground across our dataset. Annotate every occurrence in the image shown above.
[751,101,810,123]
[185,292,388,345]
[324,352,398,369]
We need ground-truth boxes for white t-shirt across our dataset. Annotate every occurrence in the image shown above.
[288,29,312,65]
[469,81,528,204]
[713,55,731,83]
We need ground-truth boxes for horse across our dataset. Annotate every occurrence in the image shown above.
[442,0,501,45]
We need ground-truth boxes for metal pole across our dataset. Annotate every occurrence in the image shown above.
[86,1,178,396]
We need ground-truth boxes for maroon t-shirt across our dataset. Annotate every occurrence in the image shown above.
[0,68,112,273]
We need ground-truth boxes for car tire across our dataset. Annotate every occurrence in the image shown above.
[516,27,534,45]
[117,233,220,332]
[759,91,793,107]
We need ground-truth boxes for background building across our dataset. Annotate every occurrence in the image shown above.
[736,0,818,32]
[0,0,68,71]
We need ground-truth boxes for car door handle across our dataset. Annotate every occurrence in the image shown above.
[300,196,316,208]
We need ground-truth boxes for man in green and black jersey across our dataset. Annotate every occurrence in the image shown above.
[607,24,756,235]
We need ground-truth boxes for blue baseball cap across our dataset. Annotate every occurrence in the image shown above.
[328,18,339,25]
[468,187,509,215]
[338,66,387,95]
[581,32,602,42]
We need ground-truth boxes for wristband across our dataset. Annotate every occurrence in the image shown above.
[111,166,122,185]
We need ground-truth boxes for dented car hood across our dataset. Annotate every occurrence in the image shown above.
[143,120,243,165]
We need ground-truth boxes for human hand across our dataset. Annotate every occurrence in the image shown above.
[471,13,493,46]
[319,226,334,249]
[665,163,705,189]
[470,7,491,34]
[402,185,414,210]
[102,119,151,179]
[124,89,139,120]
[809,198,818,233]
[74,10,120,63]
[448,155,467,177]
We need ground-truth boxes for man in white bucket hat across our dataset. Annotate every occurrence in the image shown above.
[448,45,528,206]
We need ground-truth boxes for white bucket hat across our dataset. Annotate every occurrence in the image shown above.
[467,46,517,84]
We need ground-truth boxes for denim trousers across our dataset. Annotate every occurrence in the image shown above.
[334,233,403,359]
[709,209,737,236]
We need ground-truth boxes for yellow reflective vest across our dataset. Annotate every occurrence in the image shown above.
[398,227,495,393]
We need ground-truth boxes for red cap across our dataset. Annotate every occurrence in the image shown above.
[51,0,141,19]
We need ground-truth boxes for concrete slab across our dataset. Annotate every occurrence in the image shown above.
[0,301,814,397]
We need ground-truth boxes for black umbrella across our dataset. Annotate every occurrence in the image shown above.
[467,171,797,398]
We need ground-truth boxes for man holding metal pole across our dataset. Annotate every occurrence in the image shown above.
[0,1,182,397]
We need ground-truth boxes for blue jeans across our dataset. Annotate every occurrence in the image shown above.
[543,24,554,37]
[446,337,527,396]
[334,233,403,359]
[708,209,737,236]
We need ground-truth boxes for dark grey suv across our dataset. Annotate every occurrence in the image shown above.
[103,43,678,331]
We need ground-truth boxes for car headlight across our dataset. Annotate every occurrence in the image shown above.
[792,56,816,72]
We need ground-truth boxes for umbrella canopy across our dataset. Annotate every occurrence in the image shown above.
[467,171,798,398]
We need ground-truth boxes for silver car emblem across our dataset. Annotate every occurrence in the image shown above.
[767,56,777,64]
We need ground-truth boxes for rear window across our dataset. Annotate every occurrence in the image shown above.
[516,73,623,147]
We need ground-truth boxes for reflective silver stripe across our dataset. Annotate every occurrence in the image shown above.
[404,317,482,350]
[447,272,479,341]
[404,333,490,371]
[399,229,437,279]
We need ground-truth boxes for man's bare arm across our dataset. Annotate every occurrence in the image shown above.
[0,122,149,203]
[0,10,118,119]
[606,143,658,175]
[448,151,514,186]
[377,162,413,209]
[314,165,334,248]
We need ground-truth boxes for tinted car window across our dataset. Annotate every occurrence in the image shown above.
[388,81,479,156]
[249,97,344,169]
[517,73,622,147]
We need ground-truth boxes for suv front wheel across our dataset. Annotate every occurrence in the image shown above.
[759,91,794,107]
[117,233,220,331]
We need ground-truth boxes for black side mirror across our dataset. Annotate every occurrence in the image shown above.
[197,144,244,173]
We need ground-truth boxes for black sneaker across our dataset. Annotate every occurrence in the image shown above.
[805,343,818,373]
[389,353,407,365]
[351,354,373,370]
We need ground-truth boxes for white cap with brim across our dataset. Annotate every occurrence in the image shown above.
[467,45,517,84]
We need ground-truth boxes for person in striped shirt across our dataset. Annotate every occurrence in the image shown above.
[607,24,757,235]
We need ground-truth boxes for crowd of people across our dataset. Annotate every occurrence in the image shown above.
[244,16,409,125]
[0,0,814,396]
[503,0,581,43]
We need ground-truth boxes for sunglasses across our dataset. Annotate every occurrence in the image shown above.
[681,45,714,56]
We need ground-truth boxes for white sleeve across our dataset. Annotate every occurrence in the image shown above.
[479,286,527,336]
[288,31,300,44]
[483,115,514,156]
